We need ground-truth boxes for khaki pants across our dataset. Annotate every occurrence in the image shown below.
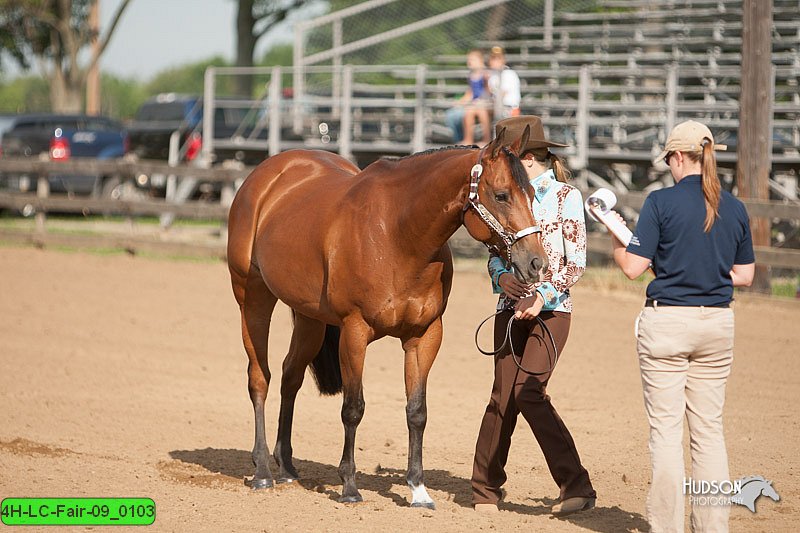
[636,305,734,533]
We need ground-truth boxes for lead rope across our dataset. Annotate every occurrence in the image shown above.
[474,309,559,376]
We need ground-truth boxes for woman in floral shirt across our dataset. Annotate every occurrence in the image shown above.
[472,116,596,516]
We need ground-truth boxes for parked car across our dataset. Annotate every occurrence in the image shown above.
[126,93,277,198]
[127,93,204,164]
[0,114,21,156]
[0,113,128,197]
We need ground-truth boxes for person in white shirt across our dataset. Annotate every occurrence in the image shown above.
[445,46,521,144]
[487,46,521,116]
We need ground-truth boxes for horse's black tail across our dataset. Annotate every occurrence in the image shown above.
[309,325,343,396]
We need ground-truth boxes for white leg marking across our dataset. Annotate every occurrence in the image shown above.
[409,482,434,505]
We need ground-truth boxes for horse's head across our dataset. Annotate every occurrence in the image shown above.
[762,481,780,502]
[463,126,549,284]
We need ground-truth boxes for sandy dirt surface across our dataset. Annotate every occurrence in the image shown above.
[0,245,798,532]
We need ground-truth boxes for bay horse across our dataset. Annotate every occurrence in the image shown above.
[226,126,548,508]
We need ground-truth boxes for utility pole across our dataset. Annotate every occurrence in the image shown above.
[737,0,773,293]
[86,0,101,115]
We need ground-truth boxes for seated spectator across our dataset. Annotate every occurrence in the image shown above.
[445,47,521,146]
[445,49,492,145]
[487,46,521,120]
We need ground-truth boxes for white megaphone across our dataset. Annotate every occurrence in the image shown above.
[584,188,634,246]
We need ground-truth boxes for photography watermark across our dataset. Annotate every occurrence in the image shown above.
[683,476,780,513]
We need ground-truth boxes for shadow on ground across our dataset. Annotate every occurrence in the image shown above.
[168,448,649,532]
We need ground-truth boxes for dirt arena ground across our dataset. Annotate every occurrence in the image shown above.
[1,245,798,532]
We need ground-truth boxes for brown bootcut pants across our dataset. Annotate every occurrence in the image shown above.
[471,310,596,505]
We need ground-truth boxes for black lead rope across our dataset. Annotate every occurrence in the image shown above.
[474,309,560,376]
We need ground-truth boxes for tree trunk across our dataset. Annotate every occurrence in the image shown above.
[235,0,257,97]
[737,0,773,293]
[49,65,84,113]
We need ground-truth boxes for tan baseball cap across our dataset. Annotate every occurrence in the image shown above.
[655,120,727,165]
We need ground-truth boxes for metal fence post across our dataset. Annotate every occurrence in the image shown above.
[666,64,678,137]
[576,65,590,171]
[35,174,49,236]
[202,67,216,166]
[332,19,343,119]
[413,64,427,154]
[293,26,305,134]
[340,65,353,161]
[269,66,282,157]
[543,0,554,50]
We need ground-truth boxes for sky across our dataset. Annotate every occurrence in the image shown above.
[99,0,327,80]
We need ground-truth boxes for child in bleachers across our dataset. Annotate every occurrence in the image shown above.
[445,49,493,146]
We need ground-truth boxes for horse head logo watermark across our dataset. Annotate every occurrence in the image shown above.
[729,476,780,513]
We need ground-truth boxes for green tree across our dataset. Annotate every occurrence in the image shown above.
[0,0,132,112]
[99,74,147,120]
[233,0,318,97]
[145,56,234,97]
[0,76,50,113]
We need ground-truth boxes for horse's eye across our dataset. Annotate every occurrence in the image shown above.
[494,192,510,203]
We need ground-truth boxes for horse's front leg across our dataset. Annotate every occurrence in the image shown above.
[402,317,443,510]
[337,317,372,503]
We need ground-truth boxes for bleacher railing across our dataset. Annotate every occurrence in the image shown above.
[200,63,799,178]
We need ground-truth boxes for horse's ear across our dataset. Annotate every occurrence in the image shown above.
[508,125,530,157]
[490,127,506,159]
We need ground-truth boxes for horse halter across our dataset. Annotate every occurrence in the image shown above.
[463,148,542,264]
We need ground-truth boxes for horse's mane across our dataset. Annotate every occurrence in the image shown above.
[379,145,530,193]
[381,144,476,161]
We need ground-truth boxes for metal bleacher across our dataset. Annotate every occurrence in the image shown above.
[202,0,800,196]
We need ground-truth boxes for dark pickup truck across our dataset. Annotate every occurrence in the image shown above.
[0,114,128,197]
[126,93,277,198]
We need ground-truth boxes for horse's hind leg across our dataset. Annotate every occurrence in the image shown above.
[273,313,326,482]
[239,270,278,489]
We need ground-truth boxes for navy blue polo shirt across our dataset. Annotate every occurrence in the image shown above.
[627,174,755,306]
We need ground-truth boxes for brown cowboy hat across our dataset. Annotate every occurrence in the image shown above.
[495,115,569,151]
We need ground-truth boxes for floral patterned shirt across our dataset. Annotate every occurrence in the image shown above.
[488,169,587,313]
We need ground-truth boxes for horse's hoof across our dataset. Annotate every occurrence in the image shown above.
[276,476,297,485]
[411,501,436,510]
[338,494,363,504]
[250,477,274,490]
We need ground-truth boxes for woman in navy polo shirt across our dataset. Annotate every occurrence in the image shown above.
[609,120,754,533]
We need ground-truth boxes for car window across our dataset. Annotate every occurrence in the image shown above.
[136,102,191,122]
[0,116,17,138]
[83,118,121,131]
[40,119,81,130]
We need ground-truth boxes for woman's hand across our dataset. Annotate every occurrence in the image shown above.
[498,272,528,298]
[608,210,628,248]
[609,210,626,224]
[514,293,544,320]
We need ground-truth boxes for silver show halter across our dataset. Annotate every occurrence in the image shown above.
[464,157,541,264]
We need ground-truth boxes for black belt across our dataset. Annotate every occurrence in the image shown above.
[645,298,730,308]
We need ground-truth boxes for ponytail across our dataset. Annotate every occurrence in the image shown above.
[522,149,572,183]
[683,140,720,232]
[548,152,572,183]
[700,140,720,232]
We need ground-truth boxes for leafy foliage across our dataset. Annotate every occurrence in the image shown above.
[0,0,97,71]
[0,75,50,112]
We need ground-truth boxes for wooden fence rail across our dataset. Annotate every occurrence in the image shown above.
[1,157,798,269]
